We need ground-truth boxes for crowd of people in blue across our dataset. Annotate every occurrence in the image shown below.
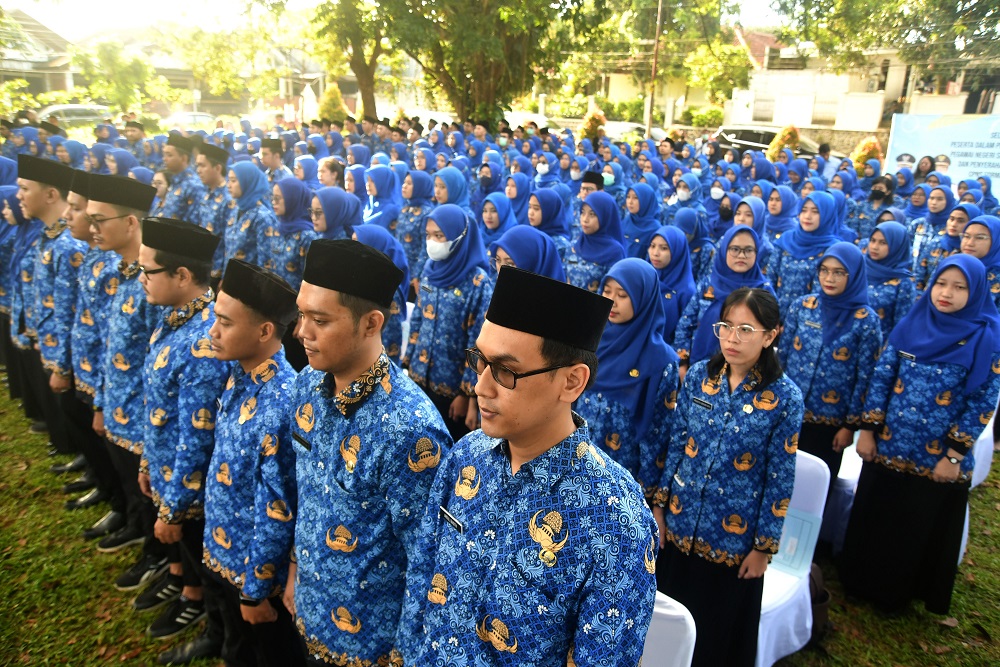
[1,106,999,667]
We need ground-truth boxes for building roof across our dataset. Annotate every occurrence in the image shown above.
[2,9,71,61]
[733,27,784,67]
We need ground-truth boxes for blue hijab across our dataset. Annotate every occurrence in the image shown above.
[818,242,868,345]
[506,173,533,225]
[674,207,714,253]
[968,215,1000,271]
[621,183,661,258]
[230,161,272,211]
[327,132,345,157]
[925,185,957,231]
[406,171,436,208]
[534,152,562,188]
[363,164,402,229]
[649,225,696,336]
[128,167,153,185]
[479,191,519,246]
[315,186,361,239]
[345,164,369,207]
[904,183,931,220]
[88,144,109,174]
[595,258,679,438]
[944,203,981,253]
[604,163,627,200]
[490,225,566,282]
[737,195,774,263]
[980,175,998,212]
[754,157,776,184]
[888,254,1000,393]
[424,204,488,288]
[294,154,322,190]
[59,141,87,170]
[896,167,916,197]
[348,144,371,168]
[788,159,810,193]
[0,157,16,185]
[415,147,436,173]
[307,133,329,158]
[4,185,43,283]
[752,179,775,203]
[865,221,912,283]
[513,155,534,179]
[107,148,138,176]
[530,188,570,240]
[275,178,315,234]
[774,191,841,259]
[858,159,881,191]
[435,166,471,210]
[576,191,625,265]
[827,189,860,243]
[354,224,409,307]
[835,169,865,201]
[691,226,771,363]
[763,185,799,236]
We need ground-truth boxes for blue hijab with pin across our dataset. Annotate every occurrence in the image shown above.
[576,191,626,265]
[479,191,519,247]
[649,225,696,339]
[865,221,912,283]
[818,242,868,345]
[490,225,566,282]
[424,204,488,288]
[774,191,841,259]
[275,178,315,234]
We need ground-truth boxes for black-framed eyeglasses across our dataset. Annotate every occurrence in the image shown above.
[712,322,769,342]
[817,266,849,280]
[139,265,170,276]
[86,213,130,226]
[466,348,571,390]
[310,208,325,218]
[727,245,757,257]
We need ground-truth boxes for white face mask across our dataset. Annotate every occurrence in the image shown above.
[677,190,691,202]
[570,171,583,181]
[710,187,725,200]
[234,143,245,152]
[426,239,453,261]
[536,162,549,175]
[691,168,702,177]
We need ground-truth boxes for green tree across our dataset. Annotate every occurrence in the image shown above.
[0,79,37,117]
[315,0,387,119]
[684,41,753,104]
[72,42,152,112]
[318,83,348,123]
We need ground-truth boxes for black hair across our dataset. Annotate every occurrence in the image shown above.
[818,143,831,155]
[153,249,212,287]
[540,338,599,391]
[337,292,389,333]
[154,169,173,187]
[319,157,344,184]
[706,287,783,389]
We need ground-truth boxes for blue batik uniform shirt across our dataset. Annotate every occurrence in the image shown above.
[203,349,298,601]
[33,221,88,377]
[196,184,233,276]
[224,203,280,268]
[290,352,452,665]
[404,414,659,666]
[98,260,163,454]
[160,167,206,223]
[72,247,120,398]
[142,292,229,523]
[8,231,43,350]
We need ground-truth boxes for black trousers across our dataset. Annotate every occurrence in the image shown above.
[798,422,845,483]
[62,390,124,512]
[24,348,71,453]
[202,568,304,667]
[165,515,206,588]
[106,441,165,560]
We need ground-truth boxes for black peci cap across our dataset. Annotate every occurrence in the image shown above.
[39,120,63,136]
[302,239,403,308]
[220,259,298,326]
[261,138,283,153]
[88,173,156,211]
[198,143,230,166]
[141,217,220,263]
[69,170,90,198]
[362,115,377,124]
[581,171,604,189]
[125,121,145,131]
[17,154,73,190]
[486,267,612,352]
[166,134,194,154]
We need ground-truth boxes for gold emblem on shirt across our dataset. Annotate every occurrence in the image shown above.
[79,357,92,372]
[161,465,173,482]
[422,304,435,320]
[454,466,481,500]
[261,433,279,456]
[753,391,779,411]
[149,407,168,426]
[43,334,56,347]
[644,537,657,574]
[325,525,358,552]
[893,379,905,394]
[295,403,315,432]
[605,433,621,451]
[105,276,118,295]
[154,346,170,370]
[427,573,448,605]
[340,435,361,472]
[935,391,952,406]
[251,359,278,383]
[121,296,136,314]
[832,347,851,361]
[265,500,292,522]
[476,616,518,653]
[212,526,231,549]
[669,494,683,515]
[42,294,54,309]
[192,408,216,430]
[407,437,440,472]
[239,397,257,424]
[722,514,749,534]
[80,309,94,326]
[113,353,131,371]
[112,407,130,425]
[734,452,756,471]
[190,338,215,358]
[701,375,721,396]
[254,563,276,580]
[820,390,840,405]
[216,462,232,486]
[784,433,799,454]
[772,499,789,517]
[182,471,203,490]
[528,510,569,567]
[332,607,361,634]
[685,437,699,458]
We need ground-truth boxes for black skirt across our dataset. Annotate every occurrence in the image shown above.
[656,543,765,667]
[839,461,968,614]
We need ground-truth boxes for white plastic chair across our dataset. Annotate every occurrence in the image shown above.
[820,439,863,554]
[971,414,995,489]
[641,591,697,667]
[756,450,831,667]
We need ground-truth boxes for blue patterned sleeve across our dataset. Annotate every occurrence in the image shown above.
[242,398,299,600]
[638,365,679,499]
[777,300,802,370]
[948,355,1000,456]
[893,280,916,327]
[753,380,802,554]
[847,313,883,427]
[402,288,423,367]
[766,249,783,289]
[861,343,899,429]
[672,287,704,363]
[159,345,229,523]
[46,247,84,376]
[654,374,695,504]
[460,274,493,394]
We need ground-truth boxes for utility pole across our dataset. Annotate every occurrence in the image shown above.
[646,0,665,135]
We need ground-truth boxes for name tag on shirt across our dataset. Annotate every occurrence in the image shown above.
[898,351,916,361]
[292,432,312,451]
[692,397,713,411]
[439,505,464,534]
[804,320,822,329]
[421,284,432,293]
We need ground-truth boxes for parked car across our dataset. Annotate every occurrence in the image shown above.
[714,125,846,160]
[163,112,217,131]
[38,104,111,129]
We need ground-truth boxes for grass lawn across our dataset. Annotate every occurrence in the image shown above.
[0,374,997,666]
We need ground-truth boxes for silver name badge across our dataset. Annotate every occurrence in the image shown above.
[439,505,464,534]
[804,320,822,329]
[692,397,713,410]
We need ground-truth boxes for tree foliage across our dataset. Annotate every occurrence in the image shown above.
[72,42,153,111]
[684,41,752,105]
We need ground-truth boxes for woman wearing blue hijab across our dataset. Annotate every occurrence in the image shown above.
[3,185,45,374]
[398,170,436,288]
[504,172,533,226]
[621,182,661,260]
[478,190,518,253]
[403,203,492,438]
[528,187,572,259]
[488,225,566,282]
[781,241,881,482]
[88,144,111,175]
[0,157,16,186]
[647,225,696,344]
[326,131,345,158]
[471,161,505,226]
[413,147,436,174]
[762,185,799,244]
[512,155,534,179]
[962,214,1000,307]
[294,154,322,190]
[769,190,843,314]
[858,158,881,193]
[56,140,87,170]
[353,224,409,363]
[564,191,625,292]
[446,131,466,158]
[306,133,329,158]
[908,184,956,278]
[674,207,717,285]
[705,175,731,239]
[363,164,402,230]
[865,220,916,338]
[903,183,931,223]
[312,186,360,241]
[752,157,777,184]
[347,144,371,168]
[787,158,810,194]
[827,189,861,244]
[979,175,999,215]
[344,163,369,208]
[226,161,278,267]
[433,166,472,213]
[128,167,154,185]
[675,225,772,370]
[895,167,916,199]
[602,162,628,209]
[533,152,561,190]
[266,178,317,291]
[733,195,774,268]
[577,257,680,486]
[390,142,410,166]
[773,161,789,187]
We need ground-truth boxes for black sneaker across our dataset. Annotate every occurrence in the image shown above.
[96,527,144,553]
[83,510,125,540]
[115,555,169,591]
[133,573,183,612]
[147,597,206,640]
[156,632,221,665]
[28,421,48,435]
[50,454,87,475]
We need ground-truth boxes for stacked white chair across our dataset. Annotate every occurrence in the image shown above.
[641,591,697,667]
[756,450,830,667]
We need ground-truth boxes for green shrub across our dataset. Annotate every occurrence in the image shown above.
[318,83,348,124]
[690,106,724,128]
